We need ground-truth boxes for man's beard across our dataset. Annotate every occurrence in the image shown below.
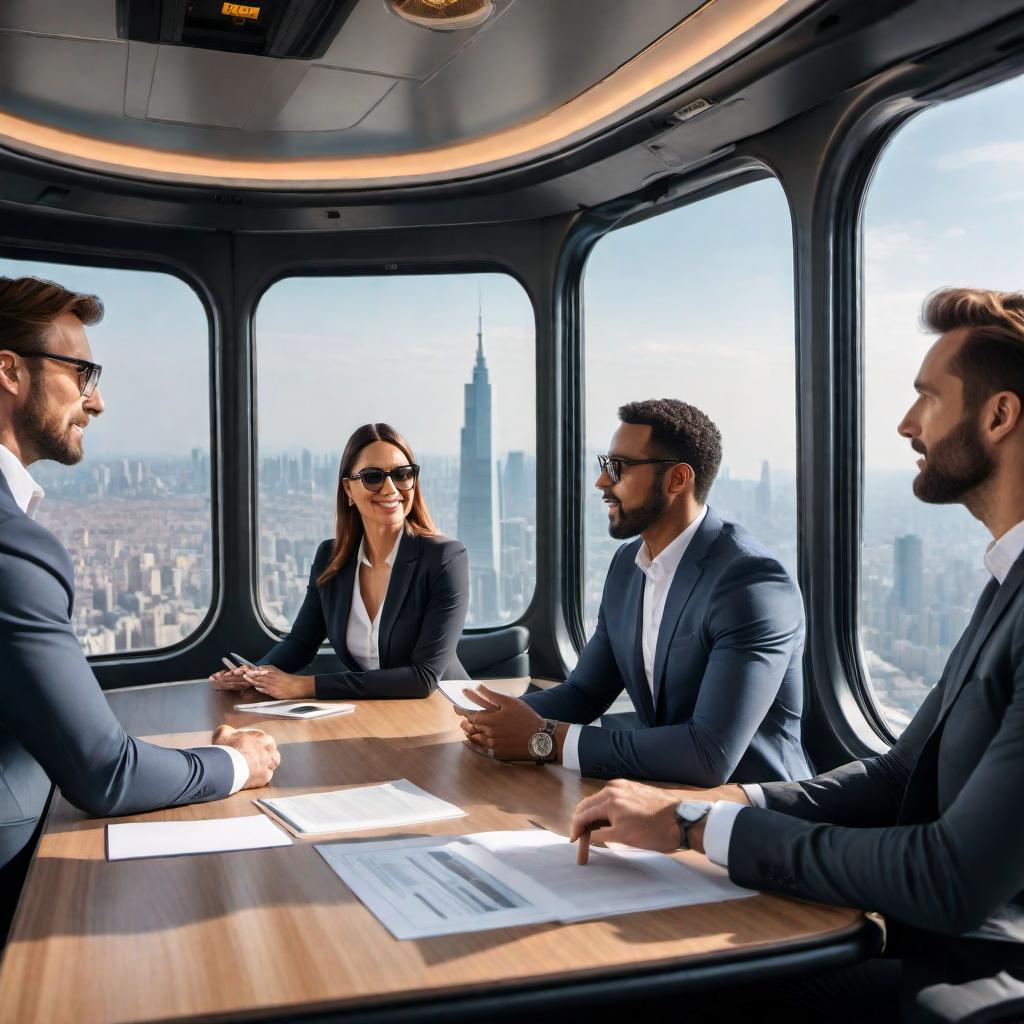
[607,487,668,539]
[18,388,83,466]
[913,415,993,505]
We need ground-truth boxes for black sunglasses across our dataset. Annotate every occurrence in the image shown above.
[344,464,420,493]
[8,350,103,398]
[597,454,678,485]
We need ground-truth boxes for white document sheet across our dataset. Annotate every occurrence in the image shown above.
[106,814,292,861]
[316,828,753,939]
[257,779,466,836]
[469,829,753,922]
[316,835,573,938]
[233,699,355,719]
[436,679,489,711]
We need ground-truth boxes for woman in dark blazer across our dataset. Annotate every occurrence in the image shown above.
[210,423,469,699]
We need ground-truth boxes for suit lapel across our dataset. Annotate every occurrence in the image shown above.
[651,509,722,708]
[331,555,359,667]
[377,531,419,668]
[938,559,1024,720]
[626,564,655,724]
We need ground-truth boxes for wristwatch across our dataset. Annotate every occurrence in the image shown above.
[674,799,714,850]
[527,719,558,764]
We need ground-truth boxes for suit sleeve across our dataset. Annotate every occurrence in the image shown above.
[755,673,944,827]
[314,544,469,700]
[0,526,234,818]
[573,555,803,785]
[727,617,1024,936]
[523,549,628,724]
[258,540,330,672]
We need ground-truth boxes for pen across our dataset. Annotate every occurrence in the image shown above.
[220,656,239,671]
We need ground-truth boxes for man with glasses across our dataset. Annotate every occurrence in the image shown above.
[460,398,811,787]
[0,275,281,931]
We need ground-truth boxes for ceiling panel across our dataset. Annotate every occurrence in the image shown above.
[271,66,397,132]
[0,0,117,39]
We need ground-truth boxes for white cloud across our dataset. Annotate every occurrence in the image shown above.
[935,141,1024,171]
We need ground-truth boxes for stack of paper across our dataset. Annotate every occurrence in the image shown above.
[107,815,292,861]
[316,828,753,939]
[234,699,355,720]
[258,779,466,836]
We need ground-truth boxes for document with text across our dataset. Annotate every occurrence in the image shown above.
[316,828,753,939]
[258,779,466,836]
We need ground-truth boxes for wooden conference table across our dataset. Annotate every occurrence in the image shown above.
[0,681,875,1024]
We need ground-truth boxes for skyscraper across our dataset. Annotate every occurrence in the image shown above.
[894,534,924,612]
[756,459,772,518]
[458,304,500,623]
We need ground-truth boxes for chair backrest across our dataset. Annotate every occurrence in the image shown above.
[456,626,530,679]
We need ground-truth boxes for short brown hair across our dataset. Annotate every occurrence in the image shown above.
[923,287,1024,412]
[618,398,722,502]
[0,276,104,356]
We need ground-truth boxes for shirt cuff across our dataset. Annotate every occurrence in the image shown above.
[740,783,766,808]
[197,744,250,794]
[703,800,749,868]
[561,724,583,773]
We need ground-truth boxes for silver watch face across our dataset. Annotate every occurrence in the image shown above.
[676,799,714,824]
[528,731,554,759]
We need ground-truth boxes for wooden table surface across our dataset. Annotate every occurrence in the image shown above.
[0,681,867,1024]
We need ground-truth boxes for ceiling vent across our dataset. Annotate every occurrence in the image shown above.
[116,0,359,59]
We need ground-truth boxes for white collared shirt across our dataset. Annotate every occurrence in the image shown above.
[561,506,709,773]
[0,442,44,517]
[346,533,402,671]
[702,515,1024,871]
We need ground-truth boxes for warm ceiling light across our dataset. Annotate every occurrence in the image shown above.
[386,0,495,31]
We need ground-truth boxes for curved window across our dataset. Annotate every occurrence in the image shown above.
[860,75,1024,734]
[0,257,213,655]
[582,178,797,635]
[254,273,536,630]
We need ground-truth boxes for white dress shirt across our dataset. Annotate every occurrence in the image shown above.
[561,506,709,773]
[702,516,1024,869]
[0,442,250,793]
[0,442,44,517]
[346,533,402,671]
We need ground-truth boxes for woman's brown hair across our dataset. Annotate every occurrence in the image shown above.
[316,423,438,587]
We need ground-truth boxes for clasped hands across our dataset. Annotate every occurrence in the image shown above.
[209,663,314,699]
[456,685,561,762]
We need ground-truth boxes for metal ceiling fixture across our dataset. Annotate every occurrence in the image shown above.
[385,0,495,32]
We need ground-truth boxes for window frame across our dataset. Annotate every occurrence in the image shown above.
[247,260,541,641]
[0,240,223,665]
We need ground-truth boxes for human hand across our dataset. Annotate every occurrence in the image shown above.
[240,665,314,699]
[456,685,548,761]
[208,663,252,691]
[212,724,281,789]
[570,779,685,856]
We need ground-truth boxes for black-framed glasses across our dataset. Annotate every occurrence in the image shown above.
[597,454,678,485]
[344,464,420,493]
[8,350,103,398]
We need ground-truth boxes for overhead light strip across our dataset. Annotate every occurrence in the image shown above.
[0,0,811,189]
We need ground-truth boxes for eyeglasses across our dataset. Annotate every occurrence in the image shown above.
[597,454,678,485]
[344,464,420,493]
[8,350,103,398]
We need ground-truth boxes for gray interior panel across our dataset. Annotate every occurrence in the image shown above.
[271,65,397,133]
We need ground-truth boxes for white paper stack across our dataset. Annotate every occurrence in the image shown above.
[316,828,753,939]
[233,699,355,719]
[257,778,466,836]
[107,814,292,861]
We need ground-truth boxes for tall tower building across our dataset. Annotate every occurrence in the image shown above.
[894,534,924,612]
[756,459,772,517]
[458,304,499,623]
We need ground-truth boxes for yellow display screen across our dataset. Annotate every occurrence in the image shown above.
[221,3,261,20]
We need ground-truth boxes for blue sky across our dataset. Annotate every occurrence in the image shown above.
[2,70,1023,471]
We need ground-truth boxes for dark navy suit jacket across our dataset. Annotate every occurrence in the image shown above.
[730,549,1024,956]
[260,531,470,699]
[525,508,812,785]
[0,473,233,870]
